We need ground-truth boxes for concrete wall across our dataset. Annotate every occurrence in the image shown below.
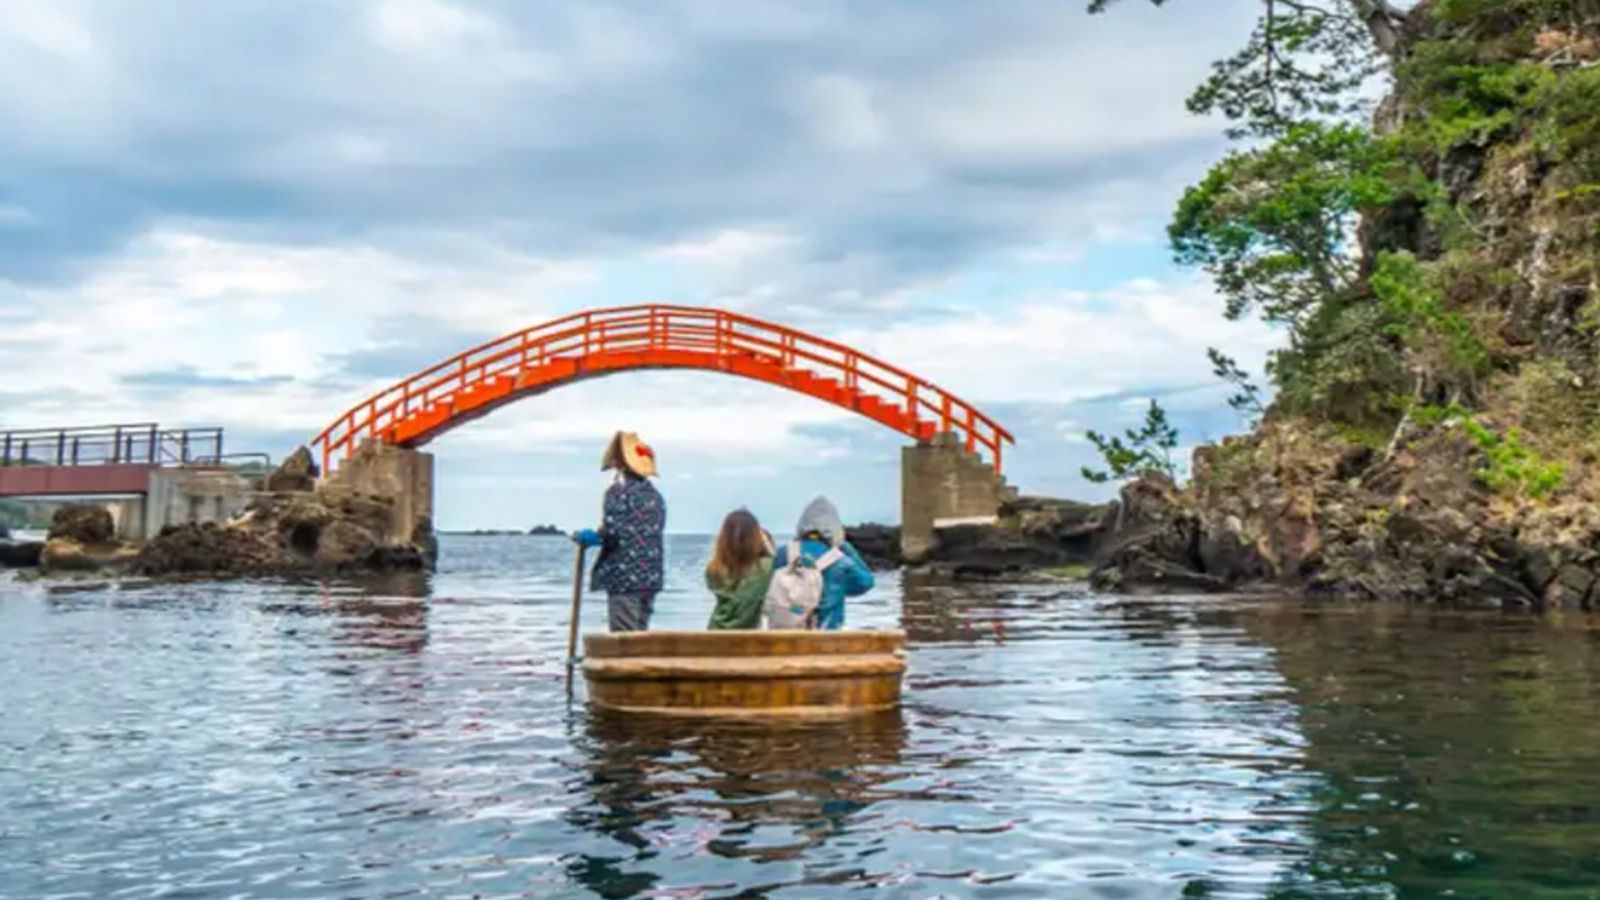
[900,432,1015,562]
[2,468,251,541]
[106,497,145,540]
[327,443,435,545]
[141,468,254,540]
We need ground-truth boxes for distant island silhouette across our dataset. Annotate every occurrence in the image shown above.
[440,525,568,537]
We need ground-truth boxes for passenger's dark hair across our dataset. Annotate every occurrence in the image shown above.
[708,509,768,585]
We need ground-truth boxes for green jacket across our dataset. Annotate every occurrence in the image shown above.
[705,556,774,630]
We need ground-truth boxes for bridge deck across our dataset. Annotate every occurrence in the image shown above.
[0,464,157,498]
[0,424,265,499]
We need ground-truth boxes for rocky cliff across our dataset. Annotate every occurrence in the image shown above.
[1089,418,1597,607]
[1088,3,1600,609]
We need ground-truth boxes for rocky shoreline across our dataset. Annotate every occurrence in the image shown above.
[1083,418,1600,611]
[10,427,1600,613]
[846,496,1110,580]
[136,447,437,577]
[1,447,436,580]
[860,415,1600,612]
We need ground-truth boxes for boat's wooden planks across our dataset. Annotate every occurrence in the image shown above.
[581,629,907,716]
[583,629,905,658]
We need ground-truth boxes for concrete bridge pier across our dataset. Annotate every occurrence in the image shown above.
[320,438,1007,568]
[143,468,254,539]
[900,432,1016,563]
[325,443,436,548]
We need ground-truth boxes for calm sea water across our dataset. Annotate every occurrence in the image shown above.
[4,534,1600,899]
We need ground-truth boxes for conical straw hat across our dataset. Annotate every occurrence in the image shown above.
[601,431,658,478]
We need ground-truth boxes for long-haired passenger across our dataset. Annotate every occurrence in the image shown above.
[705,509,775,630]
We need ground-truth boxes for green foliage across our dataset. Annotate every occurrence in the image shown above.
[1461,419,1566,499]
[1409,400,1474,427]
[1503,358,1593,442]
[1171,123,1397,327]
[1400,39,1600,180]
[1271,301,1408,424]
[1333,421,1397,450]
[1202,435,1260,485]
[1397,44,1554,153]
[1432,0,1600,34]
[1370,250,1491,387]
[1206,347,1266,425]
[1089,0,1390,138]
[1187,4,1381,138]
[1409,404,1567,499]
[1096,0,1598,450]
[1082,400,1180,484]
[1536,66,1600,181]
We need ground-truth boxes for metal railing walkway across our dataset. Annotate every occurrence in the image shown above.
[0,424,225,468]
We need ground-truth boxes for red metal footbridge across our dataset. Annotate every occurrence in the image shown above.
[313,304,1013,475]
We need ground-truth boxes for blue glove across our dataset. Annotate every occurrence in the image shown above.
[574,528,602,548]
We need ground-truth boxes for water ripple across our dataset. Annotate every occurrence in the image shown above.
[6,536,1600,897]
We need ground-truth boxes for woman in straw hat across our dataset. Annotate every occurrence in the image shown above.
[574,431,667,631]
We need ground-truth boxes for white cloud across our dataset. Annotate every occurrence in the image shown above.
[370,0,497,51]
[802,75,888,152]
[0,229,593,429]
[653,227,796,265]
[0,0,1281,525]
[905,49,1213,167]
[0,2,96,59]
[851,278,1279,406]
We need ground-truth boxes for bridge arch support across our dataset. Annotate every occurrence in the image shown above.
[311,304,1014,559]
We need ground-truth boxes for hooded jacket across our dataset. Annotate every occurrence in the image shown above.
[771,496,874,630]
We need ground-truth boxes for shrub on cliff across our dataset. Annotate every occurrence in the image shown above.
[1082,400,1180,484]
[1092,0,1600,492]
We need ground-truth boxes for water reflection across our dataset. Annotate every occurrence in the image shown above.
[1245,603,1600,896]
[244,573,434,654]
[900,568,1084,645]
[15,537,1600,898]
[568,710,908,896]
[319,574,431,654]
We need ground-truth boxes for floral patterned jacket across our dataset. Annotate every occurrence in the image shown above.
[590,475,666,595]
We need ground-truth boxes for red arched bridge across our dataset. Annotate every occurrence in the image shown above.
[311,304,1013,475]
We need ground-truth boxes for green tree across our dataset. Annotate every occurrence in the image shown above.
[1082,400,1181,483]
[1086,1,1404,137]
[1083,1,1415,428]
[1088,0,1600,489]
[1207,347,1266,424]
[1370,250,1490,397]
[1170,122,1396,328]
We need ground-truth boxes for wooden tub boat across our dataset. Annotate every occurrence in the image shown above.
[581,630,906,717]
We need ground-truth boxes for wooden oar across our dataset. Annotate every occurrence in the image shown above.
[566,542,588,699]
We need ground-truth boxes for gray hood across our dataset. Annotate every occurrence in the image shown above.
[796,496,844,547]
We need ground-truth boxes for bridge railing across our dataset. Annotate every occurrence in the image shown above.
[0,424,227,469]
[313,305,1013,474]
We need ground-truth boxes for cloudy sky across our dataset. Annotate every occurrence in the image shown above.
[0,0,1281,531]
